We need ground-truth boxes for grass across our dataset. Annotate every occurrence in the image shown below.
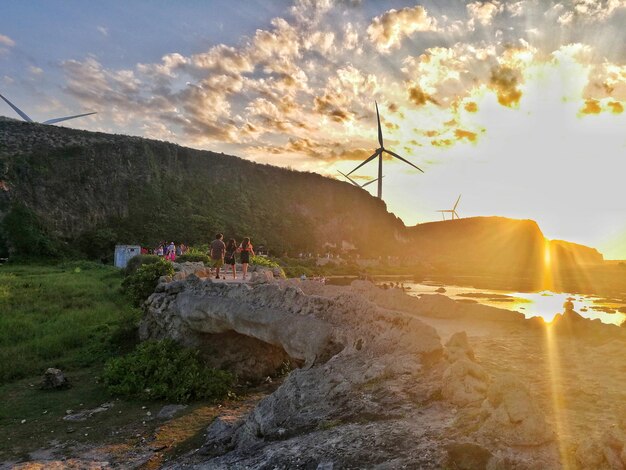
[0,261,273,464]
[0,261,140,384]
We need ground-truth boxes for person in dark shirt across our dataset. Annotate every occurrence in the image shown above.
[224,239,238,279]
[210,233,226,279]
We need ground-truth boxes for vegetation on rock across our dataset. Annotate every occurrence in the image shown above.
[121,258,174,306]
[122,254,161,276]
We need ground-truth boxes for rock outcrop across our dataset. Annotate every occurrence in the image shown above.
[143,276,561,469]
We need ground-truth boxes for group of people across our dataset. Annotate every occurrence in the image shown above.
[210,233,255,280]
[152,242,189,261]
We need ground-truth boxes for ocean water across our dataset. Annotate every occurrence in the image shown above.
[398,281,626,326]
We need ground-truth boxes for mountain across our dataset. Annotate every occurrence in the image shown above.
[405,216,546,279]
[0,117,406,260]
[549,240,604,266]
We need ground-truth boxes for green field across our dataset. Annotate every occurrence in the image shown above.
[0,262,142,460]
[0,261,140,384]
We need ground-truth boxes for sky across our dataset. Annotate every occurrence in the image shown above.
[1,0,625,258]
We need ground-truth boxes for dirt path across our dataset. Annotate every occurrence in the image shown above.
[8,390,271,469]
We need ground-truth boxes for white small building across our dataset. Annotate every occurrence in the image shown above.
[114,245,141,268]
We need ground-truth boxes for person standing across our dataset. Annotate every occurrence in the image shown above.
[167,241,176,261]
[210,233,226,279]
[238,237,255,280]
[224,239,238,280]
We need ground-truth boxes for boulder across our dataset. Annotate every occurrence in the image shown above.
[248,270,274,284]
[442,358,490,407]
[445,331,476,362]
[157,404,188,420]
[479,374,554,446]
[40,368,70,390]
[575,422,626,469]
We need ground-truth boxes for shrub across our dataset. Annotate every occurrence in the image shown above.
[76,228,117,262]
[1,204,63,258]
[103,339,235,402]
[251,255,280,269]
[176,253,210,264]
[122,254,161,277]
[121,259,174,306]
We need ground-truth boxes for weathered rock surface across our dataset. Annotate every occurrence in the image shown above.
[142,276,561,469]
[40,367,70,390]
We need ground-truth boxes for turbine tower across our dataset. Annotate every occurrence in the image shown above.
[338,170,382,189]
[0,93,96,125]
[437,194,462,220]
[346,101,423,199]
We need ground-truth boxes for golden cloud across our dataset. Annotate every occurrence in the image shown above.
[432,138,454,147]
[367,5,439,52]
[454,129,478,142]
[581,99,602,114]
[408,85,438,106]
[608,101,624,114]
[489,65,523,107]
[464,101,478,112]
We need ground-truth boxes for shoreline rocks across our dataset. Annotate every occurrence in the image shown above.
[145,275,562,469]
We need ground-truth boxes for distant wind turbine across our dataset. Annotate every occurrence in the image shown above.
[346,101,423,199]
[0,93,96,125]
[437,194,462,220]
[338,170,383,189]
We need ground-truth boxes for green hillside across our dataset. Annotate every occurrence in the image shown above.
[0,118,405,260]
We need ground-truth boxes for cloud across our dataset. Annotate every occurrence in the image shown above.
[464,101,478,112]
[97,26,108,36]
[489,65,523,107]
[0,33,15,56]
[53,1,624,170]
[28,65,43,75]
[454,129,478,142]
[467,1,503,27]
[367,5,439,52]
[408,85,438,106]
[607,101,624,113]
[0,34,15,47]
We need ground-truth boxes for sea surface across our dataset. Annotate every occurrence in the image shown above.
[399,280,626,326]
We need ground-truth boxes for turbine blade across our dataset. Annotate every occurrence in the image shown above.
[375,101,383,148]
[338,170,360,187]
[43,112,97,124]
[0,93,33,122]
[361,178,378,188]
[453,194,462,210]
[346,149,380,176]
[384,149,424,173]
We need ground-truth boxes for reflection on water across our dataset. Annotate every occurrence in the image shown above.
[401,282,626,326]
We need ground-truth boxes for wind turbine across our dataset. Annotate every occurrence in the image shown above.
[338,170,382,189]
[346,101,423,199]
[0,93,96,125]
[437,194,462,220]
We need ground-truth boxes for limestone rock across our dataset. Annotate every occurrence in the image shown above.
[248,270,274,284]
[40,368,69,390]
[445,331,476,362]
[445,442,493,470]
[157,404,188,420]
[479,374,554,446]
[575,424,626,470]
[442,358,490,407]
